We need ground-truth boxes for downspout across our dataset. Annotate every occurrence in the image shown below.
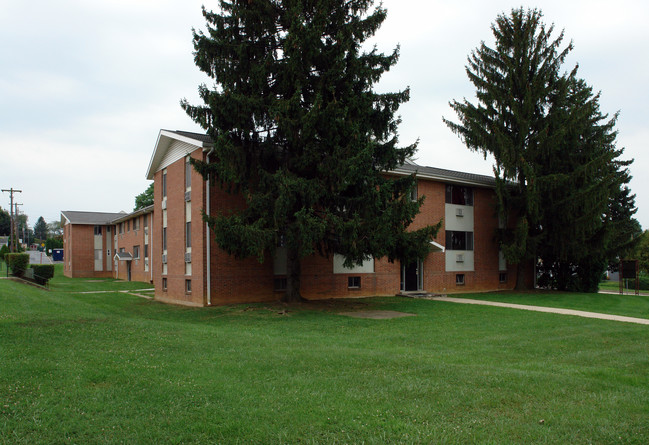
[206,149,214,306]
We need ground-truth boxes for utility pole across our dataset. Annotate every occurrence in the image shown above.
[2,188,22,252]
[15,202,23,251]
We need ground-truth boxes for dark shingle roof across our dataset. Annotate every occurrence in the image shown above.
[168,130,213,144]
[393,163,496,187]
[61,211,127,225]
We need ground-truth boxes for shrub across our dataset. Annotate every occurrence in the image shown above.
[6,253,29,277]
[31,264,55,285]
[0,244,9,261]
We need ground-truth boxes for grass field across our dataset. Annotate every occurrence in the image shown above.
[1,269,648,443]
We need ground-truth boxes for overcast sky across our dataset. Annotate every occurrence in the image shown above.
[1,0,647,230]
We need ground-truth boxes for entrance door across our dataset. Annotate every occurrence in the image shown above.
[402,260,422,292]
[127,262,132,282]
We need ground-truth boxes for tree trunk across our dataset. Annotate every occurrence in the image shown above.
[284,244,304,302]
[514,261,528,290]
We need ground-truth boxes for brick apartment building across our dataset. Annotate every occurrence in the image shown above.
[62,129,530,306]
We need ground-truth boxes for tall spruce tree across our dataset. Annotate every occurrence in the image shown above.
[445,8,637,291]
[444,8,572,289]
[34,216,48,242]
[536,76,636,291]
[182,0,438,301]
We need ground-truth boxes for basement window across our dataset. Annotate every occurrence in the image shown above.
[185,279,192,294]
[274,277,287,291]
[499,272,507,283]
[348,276,361,289]
[456,274,465,285]
[162,278,167,291]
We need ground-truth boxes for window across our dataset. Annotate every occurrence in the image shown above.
[185,158,192,189]
[119,247,125,253]
[119,223,124,234]
[445,231,474,250]
[410,180,418,202]
[274,277,287,291]
[185,279,192,293]
[134,217,140,231]
[133,245,140,259]
[106,226,111,235]
[348,276,361,289]
[127,220,130,232]
[445,185,473,206]
[499,272,507,283]
[185,222,191,248]
[143,214,148,228]
[144,244,149,258]
[162,278,167,291]
[162,170,167,198]
[94,226,102,235]
[456,274,465,285]
[162,228,167,251]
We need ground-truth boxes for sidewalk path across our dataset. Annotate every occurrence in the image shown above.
[431,296,649,325]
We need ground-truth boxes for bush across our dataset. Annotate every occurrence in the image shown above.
[6,253,29,277]
[0,244,9,261]
[31,264,55,285]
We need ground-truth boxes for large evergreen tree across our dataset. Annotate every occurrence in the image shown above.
[535,76,637,291]
[182,0,438,301]
[444,8,571,289]
[0,207,10,236]
[34,216,48,241]
[445,8,637,291]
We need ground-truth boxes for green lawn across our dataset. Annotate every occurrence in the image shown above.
[1,271,649,443]
[455,290,649,319]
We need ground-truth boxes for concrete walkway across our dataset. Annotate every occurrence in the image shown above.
[431,296,649,325]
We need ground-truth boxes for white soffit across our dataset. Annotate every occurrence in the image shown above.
[146,130,209,180]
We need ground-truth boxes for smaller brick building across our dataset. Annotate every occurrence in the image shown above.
[61,206,153,282]
[62,129,532,306]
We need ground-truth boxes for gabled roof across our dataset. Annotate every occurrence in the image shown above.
[61,205,154,227]
[61,211,126,226]
[392,163,496,188]
[146,129,213,180]
[111,205,154,224]
[145,128,498,187]
[114,251,133,261]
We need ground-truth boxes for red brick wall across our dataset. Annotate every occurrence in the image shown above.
[153,151,208,306]
[113,214,152,284]
[63,224,112,278]
[153,162,529,306]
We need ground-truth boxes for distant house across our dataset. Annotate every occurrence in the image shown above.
[61,130,532,306]
[0,236,8,249]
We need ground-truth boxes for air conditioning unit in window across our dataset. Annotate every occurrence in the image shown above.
[185,191,191,202]
[144,227,148,236]
[185,252,191,263]
[162,254,167,264]
[161,200,167,210]
[144,258,149,268]
[456,253,465,263]
[456,208,464,217]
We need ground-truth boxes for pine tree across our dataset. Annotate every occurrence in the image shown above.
[536,76,636,291]
[444,8,572,289]
[34,216,48,242]
[182,0,439,301]
[445,8,637,291]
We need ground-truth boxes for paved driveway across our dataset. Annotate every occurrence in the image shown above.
[27,250,53,265]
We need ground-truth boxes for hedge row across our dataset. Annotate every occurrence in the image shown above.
[6,253,29,277]
[31,264,55,285]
